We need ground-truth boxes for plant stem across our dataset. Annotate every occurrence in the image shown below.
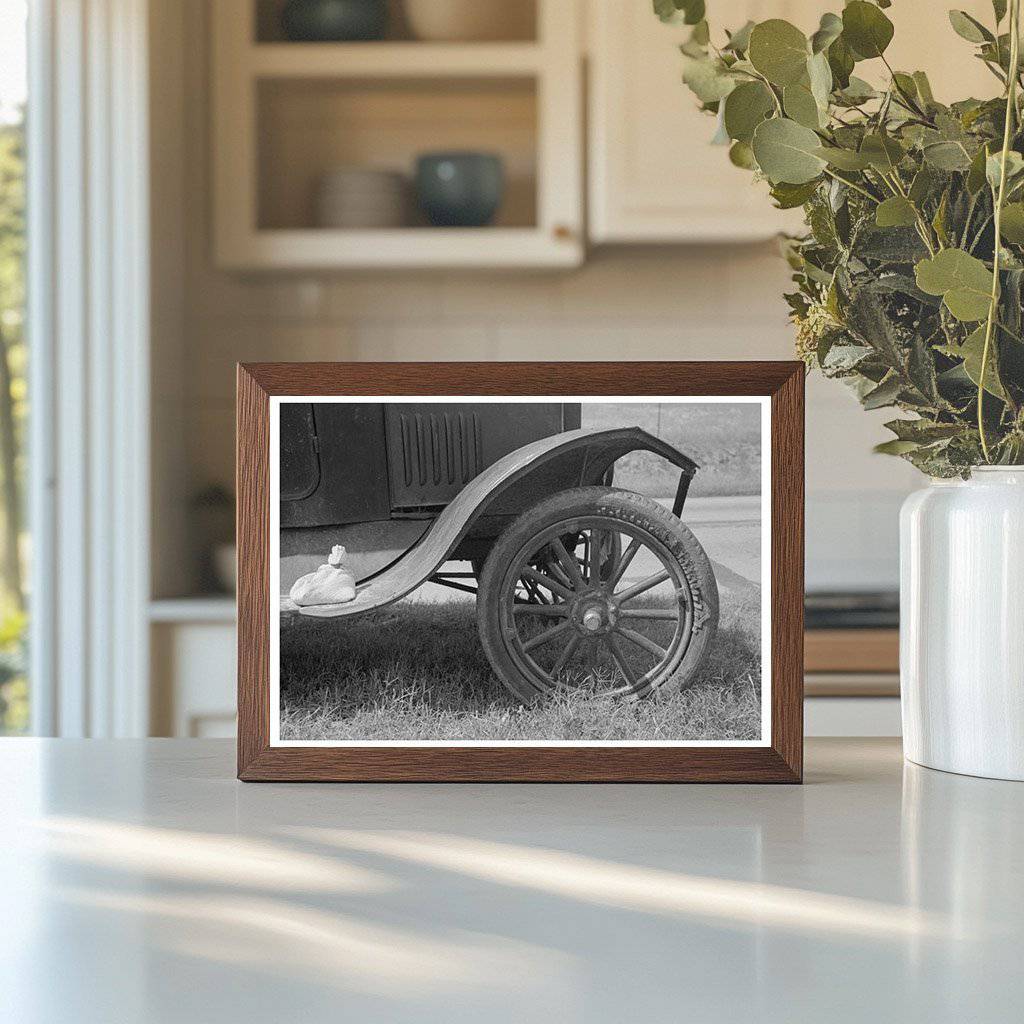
[821,167,879,203]
[881,54,929,120]
[979,0,1021,463]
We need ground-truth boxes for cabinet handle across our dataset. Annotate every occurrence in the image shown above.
[553,224,574,241]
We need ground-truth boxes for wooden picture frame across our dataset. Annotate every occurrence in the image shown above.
[237,362,804,782]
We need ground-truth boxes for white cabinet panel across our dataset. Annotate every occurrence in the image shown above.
[587,1,1000,244]
[588,1,812,242]
[151,620,236,738]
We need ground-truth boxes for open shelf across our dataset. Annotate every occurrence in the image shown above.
[254,0,538,45]
[249,42,544,77]
[221,227,578,269]
[150,597,237,624]
[213,0,582,268]
[257,76,538,232]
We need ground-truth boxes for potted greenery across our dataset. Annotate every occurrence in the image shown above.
[659,0,1024,779]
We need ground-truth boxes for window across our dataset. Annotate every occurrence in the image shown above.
[0,0,28,734]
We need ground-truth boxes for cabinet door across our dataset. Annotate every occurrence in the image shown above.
[588,1,815,243]
[588,1,1002,245]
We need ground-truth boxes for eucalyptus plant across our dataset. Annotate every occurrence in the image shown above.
[658,0,1024,474]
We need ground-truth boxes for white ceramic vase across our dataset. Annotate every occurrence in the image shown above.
[900,468,1024,781]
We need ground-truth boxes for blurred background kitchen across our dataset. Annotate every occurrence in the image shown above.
[1,0,998,740]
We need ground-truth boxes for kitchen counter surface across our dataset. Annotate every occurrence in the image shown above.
[2,738,1021,1023]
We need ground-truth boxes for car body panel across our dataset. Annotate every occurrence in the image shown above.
[285,425,698,618]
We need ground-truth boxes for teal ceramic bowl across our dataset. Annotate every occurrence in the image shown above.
[280,0,388,42]
[415,152,505,228]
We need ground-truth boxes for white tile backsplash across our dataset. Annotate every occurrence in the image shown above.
[178,249,917,592]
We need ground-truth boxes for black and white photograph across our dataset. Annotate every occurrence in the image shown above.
[270,397,770,746]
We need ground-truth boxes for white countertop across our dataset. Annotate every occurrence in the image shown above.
[1,738,1021,1023]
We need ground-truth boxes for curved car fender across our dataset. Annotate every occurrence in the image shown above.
[291,426,698,618]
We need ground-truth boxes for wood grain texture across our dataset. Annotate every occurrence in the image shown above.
[805,629,899,675]
[237,361,805,783]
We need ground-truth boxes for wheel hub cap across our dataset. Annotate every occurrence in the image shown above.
[573,592,617,635]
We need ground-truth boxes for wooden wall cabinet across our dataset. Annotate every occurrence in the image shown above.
[212,0,583,268]
[586,0,997,244]
[587,0,815,243]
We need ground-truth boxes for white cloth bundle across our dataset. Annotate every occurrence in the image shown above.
[289,545,357,606]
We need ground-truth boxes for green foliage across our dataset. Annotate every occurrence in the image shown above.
[0,113,27,733]
[657,0,1024,476]
[752,117,826,183]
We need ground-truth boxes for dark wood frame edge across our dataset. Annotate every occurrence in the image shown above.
[237,362,804,782]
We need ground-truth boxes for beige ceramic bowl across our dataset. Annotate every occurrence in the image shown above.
[404,0,534,42]
[314,168,409,228]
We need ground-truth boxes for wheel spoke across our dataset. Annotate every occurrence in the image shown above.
[587,529,602,584]
[521,566,574,602]
[551,635,581,675]
[513,603,569,618]
[604,538,641,591]
[618,607,680,621]
[615,569,670,604]
[607,634,639,689]
[617,626,668,661]
[551,538,586,590]
[522,619,574,653]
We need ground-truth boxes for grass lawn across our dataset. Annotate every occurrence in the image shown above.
[279,578,762,743]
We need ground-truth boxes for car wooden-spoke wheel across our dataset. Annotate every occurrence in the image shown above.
[478,487,719,703]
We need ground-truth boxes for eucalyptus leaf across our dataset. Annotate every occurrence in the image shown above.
[862,375,902,409]
[690,19,710,46]
[909,165,937,205]
[948,10,994,44]
[874,439,921,455]
[923,141,973,171]
[876,196,918,228]
[748,19,810,87]
[770,179,820,209]
[724,20,755,53]
[842,1,895,60]
[822,342,874,373]
[711,105,731,145]
[958,325,1007,398]
[815,146,872,171]
[827,35,855,89]
[682,55,737,103]
[860,133,906,173]
[1000,202,1024,243]
[807,51,833,110]
[892,72,919,100]
[912,71,935,105]
[810,12,843,54]
[932,190,951,246]
[724,81,775,143]
[729,140,758,170]
[783,83,823,129]
[752,117,827,184]
[915,249,994,321]
[967,143,992,193]
[654,0,705,26]
[885,419,963,443]
[836,76,877,105]
[986,150,1024,190]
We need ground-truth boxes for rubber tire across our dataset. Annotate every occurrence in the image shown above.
[477,486,719,703]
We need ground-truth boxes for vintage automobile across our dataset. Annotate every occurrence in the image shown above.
[279,401,719,702]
